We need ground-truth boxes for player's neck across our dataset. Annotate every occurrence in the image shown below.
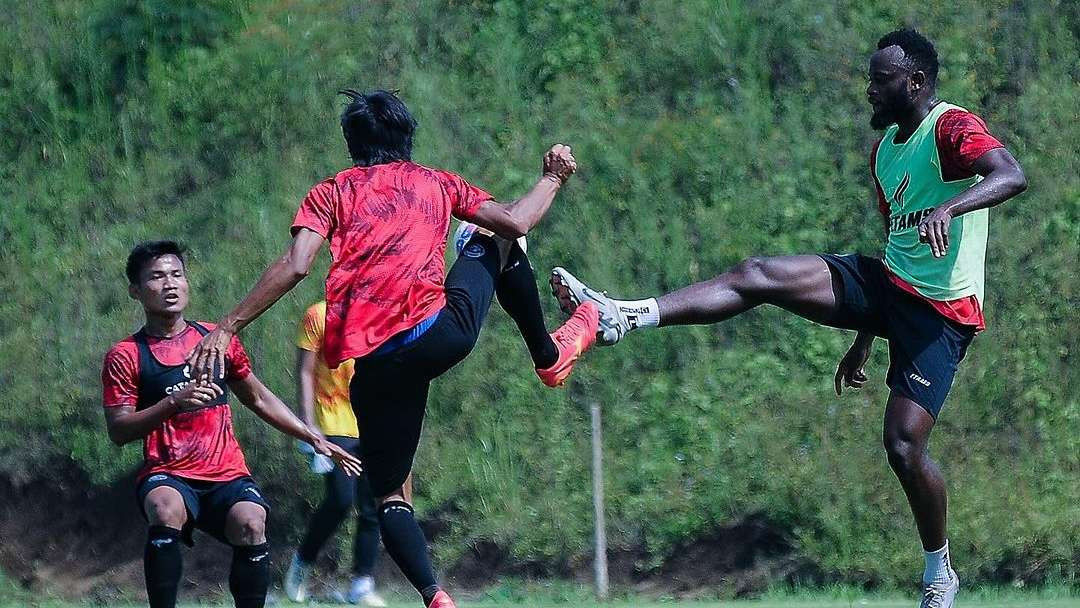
[895,96,940,141]
[144,313,188,338]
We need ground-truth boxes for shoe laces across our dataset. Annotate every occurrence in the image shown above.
[921,581,951,608]
[553,310,591,348]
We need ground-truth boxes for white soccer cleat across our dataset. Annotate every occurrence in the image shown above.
[919,570,959,608]
[453,221,526,257]
[345,576,388,606]
[283,553,309,603]
[549,267,630,346]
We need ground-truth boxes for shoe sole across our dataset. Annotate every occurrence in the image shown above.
[550,267,624,346]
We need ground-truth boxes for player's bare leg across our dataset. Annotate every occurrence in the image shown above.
[552,255,842,344]
[223,502,270,608]
[883,393,958,607]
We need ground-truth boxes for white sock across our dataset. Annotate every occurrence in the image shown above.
[614,297,660,329]
[923,540,953,585]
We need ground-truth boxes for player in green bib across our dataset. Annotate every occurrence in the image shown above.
[549,29,1026,608]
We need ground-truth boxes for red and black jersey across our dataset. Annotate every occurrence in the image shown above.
[291,160,493,367]
[102,321,252,482]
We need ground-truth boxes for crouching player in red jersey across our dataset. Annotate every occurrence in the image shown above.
[102,241,362,608]
[186,90,598,608]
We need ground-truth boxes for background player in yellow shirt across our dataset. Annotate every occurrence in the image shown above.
[285,301,387,606]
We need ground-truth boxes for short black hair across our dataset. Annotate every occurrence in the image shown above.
[877,28,939,85]
[338,89,417,166]
[126,240,186,285]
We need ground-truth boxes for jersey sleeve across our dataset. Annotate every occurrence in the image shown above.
[296,304,324,352]
[935,109,1005,180]
[102,344,139,408]
[438,170,494,220]
[292,179,338,239]
[225,335,253,381]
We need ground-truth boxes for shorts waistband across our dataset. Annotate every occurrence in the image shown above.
[371,308,442,356]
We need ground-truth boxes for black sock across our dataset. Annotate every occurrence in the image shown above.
[378,501,439,603]
[495,243,557,368]
[144,525,183,608]
[229,543,270,608]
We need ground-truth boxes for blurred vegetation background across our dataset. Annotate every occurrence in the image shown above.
[1,0,1077,594]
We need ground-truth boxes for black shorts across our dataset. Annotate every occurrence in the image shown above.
[351,234,502,497]
[136,473,271,546]
[819,254,976,419]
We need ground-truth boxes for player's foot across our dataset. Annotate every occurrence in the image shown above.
[426,589,457,608]
[536,301,598,387]
[283,552,309,603]
[454,221,527,257]
[550,267,630,346]
[919,570,959,608]
[333,575,385,606]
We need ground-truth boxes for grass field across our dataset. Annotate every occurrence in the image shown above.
[3,589,1078,608]
[2,601,1078,608]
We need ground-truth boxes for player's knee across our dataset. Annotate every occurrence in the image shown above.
[731,256,772,291]
[145,495,187,528]
[236,516,266,545]
[883,433,922,472]
[227,506,267,545]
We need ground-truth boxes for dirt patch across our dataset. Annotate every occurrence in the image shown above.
[1,468,812,600]
[0,468,241,602]
[443,513,812,599]
[629,513,812,598]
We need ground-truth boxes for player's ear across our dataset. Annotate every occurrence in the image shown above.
[128,283,140,300]
[910,70,926,93]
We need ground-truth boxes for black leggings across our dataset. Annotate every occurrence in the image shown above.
[297,436,380,576]
[351,235,501,497]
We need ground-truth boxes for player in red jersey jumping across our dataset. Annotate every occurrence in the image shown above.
[186,90,598,608]
[102,241,361,608]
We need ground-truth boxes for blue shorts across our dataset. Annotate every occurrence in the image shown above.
[819,254,976,418]
[136,473,270,546]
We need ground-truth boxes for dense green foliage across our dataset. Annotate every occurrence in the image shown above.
[2,0,1077,590]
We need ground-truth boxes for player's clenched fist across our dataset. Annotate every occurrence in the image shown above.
[543,144,577,184]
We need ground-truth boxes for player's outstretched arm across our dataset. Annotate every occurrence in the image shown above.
[468,144,577,239]
[186,229,326,381]
[917,148,1027,258]
[229,373,364,476]
[104,382,223,445]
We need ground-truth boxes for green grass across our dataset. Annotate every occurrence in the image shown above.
[3,586,1077,608]
[2,601,1077,608]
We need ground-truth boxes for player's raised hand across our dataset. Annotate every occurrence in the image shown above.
[186,326,232,382]
[918,206,953,258]
[542,144,577,184]
[171,380,224,411]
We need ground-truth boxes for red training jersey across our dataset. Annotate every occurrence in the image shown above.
[292,160,492,366]
[871,108,1003,331]
[101,322,253,482]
